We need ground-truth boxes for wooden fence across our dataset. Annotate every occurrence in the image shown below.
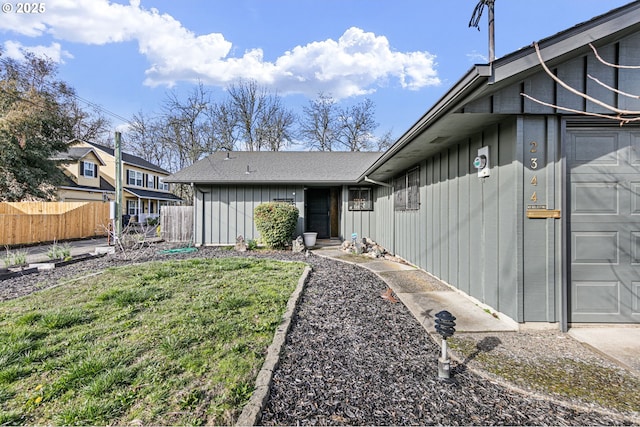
[160,206,193,243]
[0,202,110,246]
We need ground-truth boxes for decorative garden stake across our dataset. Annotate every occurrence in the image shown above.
[434,310,456,379]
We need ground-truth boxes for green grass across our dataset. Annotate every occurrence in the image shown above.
[449,336,640,414]
[0,257,306,426]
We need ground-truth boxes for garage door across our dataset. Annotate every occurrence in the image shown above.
[568,128,640,323]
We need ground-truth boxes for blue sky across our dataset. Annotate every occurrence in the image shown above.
[0,0,633,146]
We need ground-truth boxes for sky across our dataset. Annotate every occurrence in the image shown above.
[0,0,635,147]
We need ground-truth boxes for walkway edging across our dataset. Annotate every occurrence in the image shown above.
[235,264,312,426]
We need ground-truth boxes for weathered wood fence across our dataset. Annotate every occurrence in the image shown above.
[160,206,193,243]
[0,202,110,246]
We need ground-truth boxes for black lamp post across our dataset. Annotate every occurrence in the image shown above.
[435,310,456,379]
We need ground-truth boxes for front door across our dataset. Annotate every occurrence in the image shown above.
[306,188,330,239]
[568,128,640,323]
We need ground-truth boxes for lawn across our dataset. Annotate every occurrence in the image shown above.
[0,257,306,426]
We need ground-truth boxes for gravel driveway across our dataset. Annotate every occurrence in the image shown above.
[1,245,637,425]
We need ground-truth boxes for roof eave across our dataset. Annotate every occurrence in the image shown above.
[362,64,492,179]
[491,1,640,83]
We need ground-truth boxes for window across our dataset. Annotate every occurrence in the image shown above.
[158,177,169,191]
[394,167,420,211]
[128,170,143,187]
[147,173,154,188]
[127,200,138,215]
[348,187,373,211]
[81,161,97,178]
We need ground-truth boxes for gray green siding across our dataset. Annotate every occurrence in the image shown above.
[370,119,522,321]
[342,185,376,241]
[194,185,304,245]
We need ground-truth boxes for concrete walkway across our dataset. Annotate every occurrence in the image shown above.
[314,247,518,335]
[312,246,640,377]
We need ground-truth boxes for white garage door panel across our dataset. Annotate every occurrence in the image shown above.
[568,129,640,323]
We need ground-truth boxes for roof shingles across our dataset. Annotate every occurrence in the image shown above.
[165,151,382,184]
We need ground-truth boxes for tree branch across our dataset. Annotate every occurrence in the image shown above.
[587,74,640,100]
[589,43,640,69]
[524,42,640,120]
[520,92,640,125]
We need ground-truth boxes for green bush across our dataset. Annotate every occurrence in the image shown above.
[254,202,299,249]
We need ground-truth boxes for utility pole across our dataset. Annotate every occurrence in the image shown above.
[488,0,495,63]
[115,131,123,240]
[469,0,496,63]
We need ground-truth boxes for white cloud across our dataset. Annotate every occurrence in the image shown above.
[0,0,441,98]
[3,40,73,63]
[466,51,488,64]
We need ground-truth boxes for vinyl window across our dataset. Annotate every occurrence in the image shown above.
[128,170,143,187]
[80,161,97,178]
[158,177,170,191]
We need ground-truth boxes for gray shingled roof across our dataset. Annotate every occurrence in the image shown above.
[52,147,106,165]
[83,141,170,175]
[164,151,382,184]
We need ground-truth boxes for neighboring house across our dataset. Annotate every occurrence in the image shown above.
[56,139,182,223]
[166,1,640,328]
[54,145,115,202]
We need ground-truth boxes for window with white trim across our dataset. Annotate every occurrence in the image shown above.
[394,167,420,211]
[128,170,143,187]
[147,173,154,188]
[158,177,169,191]
[348,187,373,211]
[127,200,139,215]
[81,161,97,178]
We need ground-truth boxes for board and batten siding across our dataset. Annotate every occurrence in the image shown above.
[342,185,377,241]
[194,185,304,245]
[373,119,521,321]
[424,125,518,318]
[373,185,394,253]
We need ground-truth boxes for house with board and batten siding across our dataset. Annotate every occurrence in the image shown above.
[166,1,640,329]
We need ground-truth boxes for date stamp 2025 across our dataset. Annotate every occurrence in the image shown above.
[2,2,46,13]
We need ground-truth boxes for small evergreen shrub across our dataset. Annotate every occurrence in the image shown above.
[254,202,299,249]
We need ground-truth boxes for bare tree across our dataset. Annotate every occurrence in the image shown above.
[65,101,113,145]
[207,99,238,152]
[522,42,640,124]
[299,92,340,151]
[161,84,211,169]
[337,98,379,151]
[257,95,296,151]
[375,129,395,151]
[125,111,170,169]
[226,79,295,151]
[226,79,266,151]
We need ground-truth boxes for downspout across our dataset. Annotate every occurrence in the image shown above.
[560,123,569,332]
[191,183,197,246]
[364,176,392,188]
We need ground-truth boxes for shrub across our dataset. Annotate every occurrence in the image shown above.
[254,202,299,249]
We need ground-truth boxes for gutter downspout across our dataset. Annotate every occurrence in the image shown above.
[191,182,197,246]
[364,176,392,188]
